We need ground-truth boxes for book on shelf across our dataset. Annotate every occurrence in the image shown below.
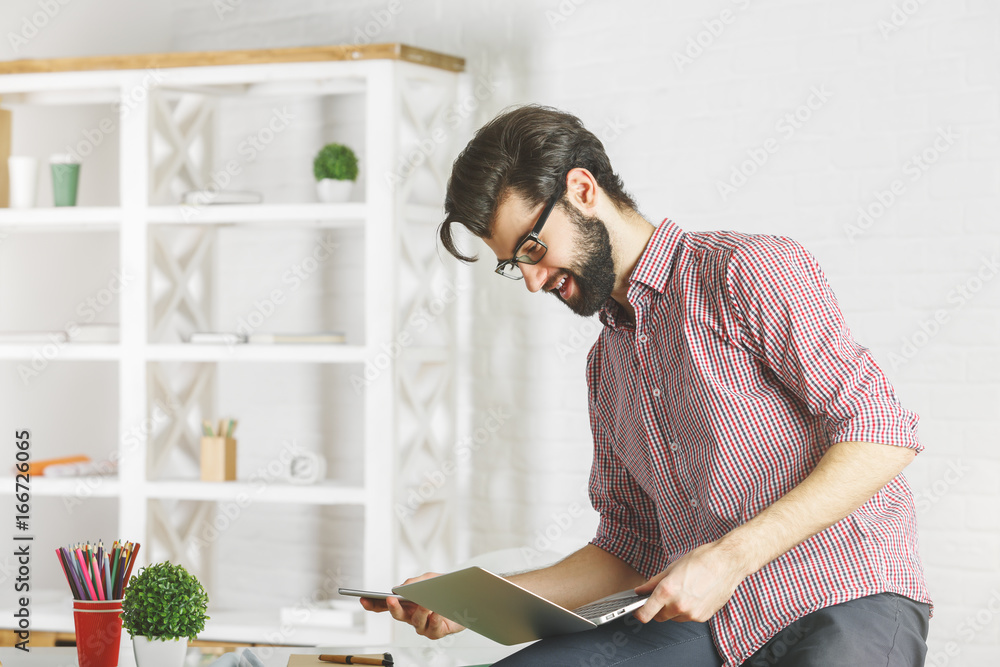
[0,330,68,343]
[0,324,118,344]
[44,458,118,477]
[248,332,347,344]
[188,332,248,345]
[182,189,263,206]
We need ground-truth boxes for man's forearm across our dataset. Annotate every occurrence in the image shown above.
[506,543,646,610]
[718,440,916,578]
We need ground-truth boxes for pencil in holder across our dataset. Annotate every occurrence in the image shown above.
[200,436,237,481]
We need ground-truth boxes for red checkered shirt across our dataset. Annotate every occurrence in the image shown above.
[587,219,931,665]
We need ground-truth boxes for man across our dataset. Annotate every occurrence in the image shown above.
[362,105,931,666]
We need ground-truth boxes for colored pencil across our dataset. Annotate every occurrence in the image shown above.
[110,544,120,599]
[115,548,126,598]
[75,548,98,601]
[55,548,80,599]
[56,540,140,601]
[91,552,105,600]
[104,555,112,599]
[122,542,140,590]
[68,549,87,600]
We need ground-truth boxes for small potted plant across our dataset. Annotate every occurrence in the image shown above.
[120,561,209,667]
[313,142,359,203]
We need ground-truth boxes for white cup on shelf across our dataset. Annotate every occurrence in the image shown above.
[8,155,39,208]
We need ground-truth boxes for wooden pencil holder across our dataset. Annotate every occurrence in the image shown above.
[200,436,237,481]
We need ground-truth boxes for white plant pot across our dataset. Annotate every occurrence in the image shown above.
[316,178,353,203]
[132,635,189,667]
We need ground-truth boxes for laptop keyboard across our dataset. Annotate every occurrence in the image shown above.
[574,594,648,620]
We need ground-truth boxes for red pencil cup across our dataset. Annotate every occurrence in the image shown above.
[73,599,123,667]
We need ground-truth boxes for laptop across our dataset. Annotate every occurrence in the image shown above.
[390,566,649,645]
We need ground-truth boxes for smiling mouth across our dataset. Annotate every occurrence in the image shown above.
[550,274,571,300]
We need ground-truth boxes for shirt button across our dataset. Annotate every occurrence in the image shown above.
[669,441,678,451]
[652,387,661,397]
[690,498,699,507]
[638,334,647,343]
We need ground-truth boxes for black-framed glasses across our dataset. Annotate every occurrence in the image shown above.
[494,187,562,280]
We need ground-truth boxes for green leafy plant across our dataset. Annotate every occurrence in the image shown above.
[120,561,209,641]
[313,143,359,181]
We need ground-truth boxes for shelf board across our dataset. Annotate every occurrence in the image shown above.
[145,480,366,505]
[200,609,370,645]
[0,343,120,360]
[0,206,121,230]
[0,475,120,497]
[0,343,431,363]
[148,202,366,225]
[0,43,465,75]
[0,593,378,646]
[147,343,367,363]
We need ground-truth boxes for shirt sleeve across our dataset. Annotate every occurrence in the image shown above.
[586,336,667,579]
[724,236,921,453]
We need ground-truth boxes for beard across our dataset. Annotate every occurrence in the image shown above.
[556,205,617,317]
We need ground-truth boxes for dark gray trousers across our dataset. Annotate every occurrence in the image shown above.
[491,593,930,667]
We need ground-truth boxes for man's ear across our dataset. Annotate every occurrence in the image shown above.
[564,167,599,211]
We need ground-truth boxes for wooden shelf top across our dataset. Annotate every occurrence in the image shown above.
[0,43,465,75]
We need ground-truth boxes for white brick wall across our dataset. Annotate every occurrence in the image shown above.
[172,0,1000,659]
[4,0,996,659]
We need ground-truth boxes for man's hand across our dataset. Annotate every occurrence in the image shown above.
[358,572,465,640]
[632,542,746,623]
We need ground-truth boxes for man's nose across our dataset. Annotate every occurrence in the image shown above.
[520,262,549,293]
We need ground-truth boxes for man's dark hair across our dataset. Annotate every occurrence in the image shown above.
[439,105,636,262]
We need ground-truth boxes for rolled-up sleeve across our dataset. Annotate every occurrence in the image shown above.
[724,237,921,453]
[586,338,666,579]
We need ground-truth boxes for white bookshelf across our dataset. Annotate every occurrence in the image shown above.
[0,44,464,646]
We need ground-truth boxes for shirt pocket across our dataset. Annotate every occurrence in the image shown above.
[607,396,656,491]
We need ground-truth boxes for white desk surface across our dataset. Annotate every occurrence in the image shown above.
[0,645,518,667]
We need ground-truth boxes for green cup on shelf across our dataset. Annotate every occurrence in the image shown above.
[50,154,81,206]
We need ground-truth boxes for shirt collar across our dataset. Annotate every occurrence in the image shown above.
[629,218,685,294]
[598,218,684,330]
